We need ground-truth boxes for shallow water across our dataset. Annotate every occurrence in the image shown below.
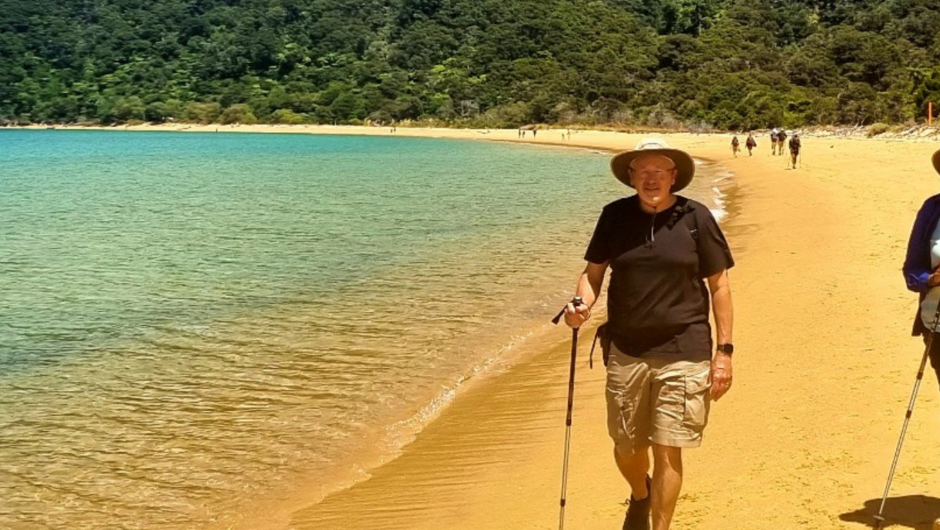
[0,130,726,529]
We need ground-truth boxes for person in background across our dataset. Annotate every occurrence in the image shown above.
[788,134,801,168]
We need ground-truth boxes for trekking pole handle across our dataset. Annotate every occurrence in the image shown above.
[552,296,584,325]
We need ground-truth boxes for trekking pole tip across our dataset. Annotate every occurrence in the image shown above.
[872,514,884,529]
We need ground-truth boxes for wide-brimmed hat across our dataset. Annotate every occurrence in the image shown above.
[933,148,940,175]
[610,138,696,192]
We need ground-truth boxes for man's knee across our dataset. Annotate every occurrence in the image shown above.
[614,443,647,462]
[651,444,683,471]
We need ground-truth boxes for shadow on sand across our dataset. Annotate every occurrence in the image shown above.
[840,495,940,529]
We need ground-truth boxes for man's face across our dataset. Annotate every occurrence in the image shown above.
[628,154,677,208]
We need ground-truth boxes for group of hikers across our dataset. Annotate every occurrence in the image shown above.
[560,137,940,530]
[731,128,801,168]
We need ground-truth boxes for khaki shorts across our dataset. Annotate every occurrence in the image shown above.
[605,343,712,451]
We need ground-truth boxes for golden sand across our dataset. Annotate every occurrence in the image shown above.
[42,123,940,528]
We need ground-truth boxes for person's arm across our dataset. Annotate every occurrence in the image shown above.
[707,269,733,401]
[904,200,938,293]
[564,261,608,328]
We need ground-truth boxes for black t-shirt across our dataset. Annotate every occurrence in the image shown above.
[584,195,734,360]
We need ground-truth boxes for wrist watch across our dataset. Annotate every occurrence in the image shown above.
[716,343,734,355]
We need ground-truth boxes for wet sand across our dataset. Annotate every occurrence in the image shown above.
[32,124,940,529]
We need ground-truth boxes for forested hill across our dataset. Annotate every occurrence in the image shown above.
[3,0,940,129]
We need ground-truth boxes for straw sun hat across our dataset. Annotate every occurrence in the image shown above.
[610,138,696,192]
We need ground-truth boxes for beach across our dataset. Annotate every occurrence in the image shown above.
[13,124,940,529]
[277,127,940,529]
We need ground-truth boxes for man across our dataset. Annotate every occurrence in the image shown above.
[731,136,740,157]
[770,128,779,155]
[776,129,788,156]
[745,133,757,156]
[788,133,801,168]
[564,138,734,530]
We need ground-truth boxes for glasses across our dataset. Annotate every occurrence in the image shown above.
[629,168,675,179]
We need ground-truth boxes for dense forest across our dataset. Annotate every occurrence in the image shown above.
[2,0,940,129]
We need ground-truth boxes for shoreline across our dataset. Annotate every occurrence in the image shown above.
[10,125,940,529]
[281,130,940,530]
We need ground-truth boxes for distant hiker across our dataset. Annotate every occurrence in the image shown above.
[731,136,740,157]
[903,149,940,388]
[788,134,801,168]
[565,138,735,530]
[567,129,572,141]
[770,129,779,155]
[745,134,757,156]
[777,130,788,156]
[533,129,537,138]
[519,129,523,138]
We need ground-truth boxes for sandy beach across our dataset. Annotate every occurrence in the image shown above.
[28,123,940,529]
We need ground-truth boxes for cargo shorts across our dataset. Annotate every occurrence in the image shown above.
[605,343,712,451]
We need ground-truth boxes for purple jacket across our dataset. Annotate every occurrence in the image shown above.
[903,194,940,335]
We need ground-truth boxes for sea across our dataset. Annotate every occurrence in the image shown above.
[0,129,729,529]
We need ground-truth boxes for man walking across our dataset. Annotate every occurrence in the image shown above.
[564,138,735,530]
[745,133,756,156]
[788,134,801,168]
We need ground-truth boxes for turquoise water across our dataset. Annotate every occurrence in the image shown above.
[0,129,723,529]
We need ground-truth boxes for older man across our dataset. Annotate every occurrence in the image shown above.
[565,138,734,530]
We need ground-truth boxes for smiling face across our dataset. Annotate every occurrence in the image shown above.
[628,154,677,212]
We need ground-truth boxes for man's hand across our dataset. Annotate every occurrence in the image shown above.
[710,352,733,401]
[930,266,940,288]
[563,301,591,329]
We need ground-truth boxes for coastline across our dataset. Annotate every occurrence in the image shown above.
[13,125,940,528]
[283,129,940,529]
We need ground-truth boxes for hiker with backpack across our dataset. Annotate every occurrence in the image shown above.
[770,129,779,155]
[776,130,788,156]
[745,134,757,156]
[731,136,740,158]
[564,138,735,530]
[788,134,801,168]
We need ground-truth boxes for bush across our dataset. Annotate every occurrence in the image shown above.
[114,97,145,122]
[867,122,889,136]
[145,102,171,123]
[219,104,257,124]
[183,102,222,123]
[270,109,304,124]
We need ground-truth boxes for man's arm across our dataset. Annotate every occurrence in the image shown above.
[707,269,733,400]
[904,199,938,293]
[564,261,608,328]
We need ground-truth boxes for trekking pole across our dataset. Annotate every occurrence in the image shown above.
[551,296,584,530]
[873,299,940,529]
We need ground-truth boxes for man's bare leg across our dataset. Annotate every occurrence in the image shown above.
[614,445,650,499]
[651,444,683,530]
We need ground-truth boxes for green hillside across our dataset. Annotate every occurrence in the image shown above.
[3,0,940,128]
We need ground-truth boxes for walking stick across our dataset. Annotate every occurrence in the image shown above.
[873,299,940,529]
[551,296,584,530]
